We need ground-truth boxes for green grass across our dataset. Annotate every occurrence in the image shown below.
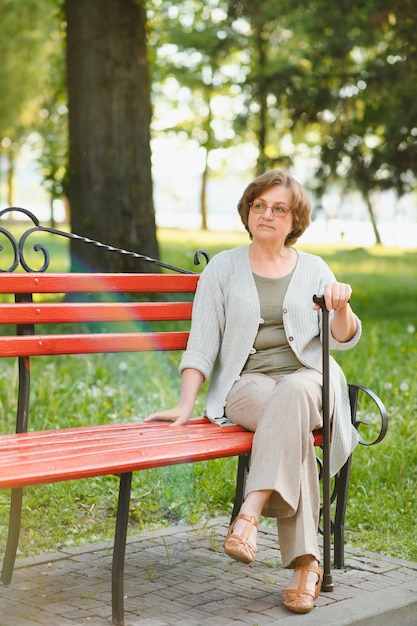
[0,227,416,563]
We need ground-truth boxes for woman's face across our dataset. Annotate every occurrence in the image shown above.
[247,185,294,244]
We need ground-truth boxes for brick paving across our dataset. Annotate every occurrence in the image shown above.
[1,518,417,626]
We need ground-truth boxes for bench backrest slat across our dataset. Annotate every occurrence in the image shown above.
[0,332,190,357]
[0,273,199,294]
[0,301,193,325]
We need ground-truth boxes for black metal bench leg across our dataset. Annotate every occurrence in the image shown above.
[230,454,250,524]
[2,346,31,586]
[1,487,23,585]
[333,457,352,569]
[112,472,132,626]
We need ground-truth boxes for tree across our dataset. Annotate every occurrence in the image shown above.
[65,0,159,272]
[264,0,417,244]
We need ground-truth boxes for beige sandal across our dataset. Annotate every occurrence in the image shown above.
[224,514,258,564]
[282,563,323,613]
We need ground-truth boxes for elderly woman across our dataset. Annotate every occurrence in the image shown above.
[146,169,361,614]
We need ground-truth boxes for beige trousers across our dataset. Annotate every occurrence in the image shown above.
[225,368,334,568]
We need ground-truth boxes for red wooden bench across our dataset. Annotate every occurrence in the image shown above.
[0,211,388,625]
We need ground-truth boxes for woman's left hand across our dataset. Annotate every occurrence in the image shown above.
[315,282,356,342]
[314,282,352,312]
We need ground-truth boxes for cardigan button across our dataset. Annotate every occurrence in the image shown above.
[288,336,294,342]
[283,308,288,314]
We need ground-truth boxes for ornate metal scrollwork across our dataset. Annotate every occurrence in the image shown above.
[0,207,210,274]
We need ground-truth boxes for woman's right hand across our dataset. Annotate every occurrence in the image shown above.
[144,406,191,427]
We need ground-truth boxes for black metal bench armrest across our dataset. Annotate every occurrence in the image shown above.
[348,383,388,446]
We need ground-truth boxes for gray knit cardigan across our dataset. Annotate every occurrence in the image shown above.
[179,245,362,476]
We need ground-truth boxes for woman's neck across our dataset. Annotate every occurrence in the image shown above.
[249,243,297,278]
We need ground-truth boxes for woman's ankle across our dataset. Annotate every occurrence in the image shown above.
[238,506,260,523]
[240,489,272,520]
[294,555,319,568]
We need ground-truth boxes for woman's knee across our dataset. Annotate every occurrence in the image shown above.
[225,373,275,429]
[277,370,322,401]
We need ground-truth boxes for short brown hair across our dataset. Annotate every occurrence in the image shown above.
[237,169,312,246]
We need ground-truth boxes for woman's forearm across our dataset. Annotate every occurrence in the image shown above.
[178,367,205,416]
[330,304,357,343]
[145,367,205,425]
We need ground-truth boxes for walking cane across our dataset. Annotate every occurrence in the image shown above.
[313,295,334,592]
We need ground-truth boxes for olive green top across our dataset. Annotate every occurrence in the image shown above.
[243,271,302,375]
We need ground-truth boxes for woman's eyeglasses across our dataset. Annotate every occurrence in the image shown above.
[249,200,292,218]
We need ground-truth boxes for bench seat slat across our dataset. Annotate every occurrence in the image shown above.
[0,422,254,488]
[0,332,189,356]
[0,422,321,447]
[0,302,193,325]
[0,422,251,456]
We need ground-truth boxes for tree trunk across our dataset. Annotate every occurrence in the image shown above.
[200,149,209,231]
[253,15,268,176]
[65,0,159,273]
[364,190,382,246]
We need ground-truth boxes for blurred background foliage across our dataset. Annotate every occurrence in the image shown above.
[0,0,416,243]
